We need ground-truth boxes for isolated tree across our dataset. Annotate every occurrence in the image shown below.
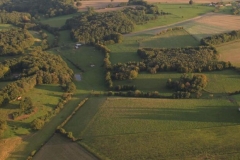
[31,119,45,130]
[76,1,82,7]
[189,0,193,5]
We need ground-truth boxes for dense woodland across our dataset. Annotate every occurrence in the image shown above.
[0,11,31,24]
[0,0,77,17]
[0,28,34,56]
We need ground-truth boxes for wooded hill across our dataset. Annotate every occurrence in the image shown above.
[0,28,34,56]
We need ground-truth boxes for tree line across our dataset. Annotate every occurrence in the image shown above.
[201,30,240,46]
[0,10,31,24]
[0,0,77,18]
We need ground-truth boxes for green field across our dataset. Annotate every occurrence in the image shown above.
[39,13,80,28]
[50,45,106,93]
[134,3,213,32]
[1,84,63,139]
[64,98,240,159]
[140,29,200,48]
[108,34,150,64]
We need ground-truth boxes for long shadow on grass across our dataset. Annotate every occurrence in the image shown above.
[119,106,240,124]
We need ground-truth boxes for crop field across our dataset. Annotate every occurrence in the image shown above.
[217,40,240,67]
[140,29,200,48]
[73,98,240,159]
[34,134,97,160]
[183,13,240,40]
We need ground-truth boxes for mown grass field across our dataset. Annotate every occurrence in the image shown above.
[51,45,106,94]
[107,34,151,64]
[140,29,200,48]
[134,3,213,32]
[39,13,80,28]
[217,40,240,67]
[72,98,240,159]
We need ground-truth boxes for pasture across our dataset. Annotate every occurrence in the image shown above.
[75,98,240,159]
[108,34,151,64]
[0,84,63,139]
[140,29,200,48]
[39,13,80,28]
[51,45,106,93]
[217,40,240,67]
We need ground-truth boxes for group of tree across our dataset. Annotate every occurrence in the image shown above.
[114,85,136,91]
[0,10,31,24]
[0,50,74,107]
[108,90,169,98]
[166,74,208,98]
[201,30,240,46]
[128,0,160,14]
[12,97,34,119]
[0,0,77,17]
[65,11,134,44]
[0,28,34,56]
[137,47,232,73]
[0,120,7,136]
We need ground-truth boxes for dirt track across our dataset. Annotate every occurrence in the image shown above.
[34,134,98,160]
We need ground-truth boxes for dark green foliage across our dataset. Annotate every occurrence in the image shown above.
[110,90,170,98]
[19,97,34,114]
[0,28,34,56]
[201,30,240,46]
[0,120,7,136]
[66,11,134,43]
[114,85,136,91]
[65,82,76,93]
[128,0,159,14]
[111,63,139,80]
[0,11,31,24]
[31,119,45,130]
[0,0,77,17]
[167,74,207,96]
[137,47,231,73]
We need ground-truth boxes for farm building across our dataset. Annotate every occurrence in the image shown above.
[75,43,82,49]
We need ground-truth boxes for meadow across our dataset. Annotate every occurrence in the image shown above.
[0,24,14,30]
[140,29,200,48]
[71,98,240,159]
[134,3,213,32]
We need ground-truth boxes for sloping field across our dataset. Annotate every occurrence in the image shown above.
[140,29,200,48]
[217,40,240,67]
[34,134,98,160]
[76,98,240,159]
[184,13,240,40]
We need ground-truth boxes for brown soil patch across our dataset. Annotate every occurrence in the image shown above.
[34,134,98,160]
[0,136,23,160]
[13,107,38,121]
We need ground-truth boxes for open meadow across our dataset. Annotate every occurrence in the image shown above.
[140,29,200,48]
[63,97,240,159]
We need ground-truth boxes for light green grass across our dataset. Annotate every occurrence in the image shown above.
[39,13,80,28]
[108,34,151,64]
[114,72,181,95]
[0,24,14,31]
[134,4,213,32]
[0,81,10,89]
[78,98,240,159]
[204,70,240,94]
[64,97,106,137]
[140,29,200,48]
[50,45,106,93]
[1,84,63,139]
[217,40,240,67]
[59,30,72,44]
